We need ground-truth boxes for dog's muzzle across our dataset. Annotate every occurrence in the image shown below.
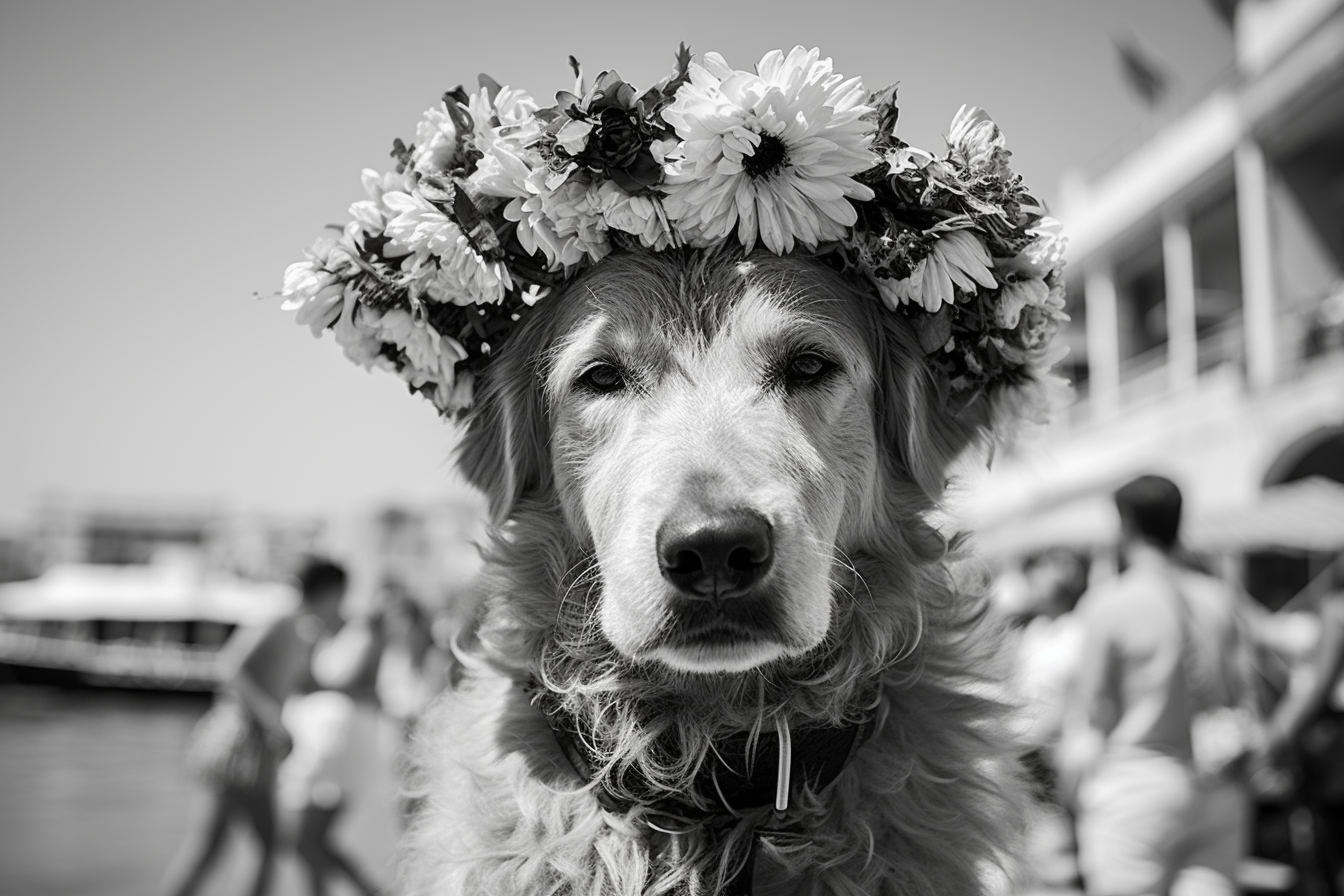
[656,506,773,600]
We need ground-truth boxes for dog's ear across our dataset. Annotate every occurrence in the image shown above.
[455,328,551,526]
[874,314,1061,503]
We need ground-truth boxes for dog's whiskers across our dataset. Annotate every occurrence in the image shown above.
[555,555,600,617]
[831,545,875,608]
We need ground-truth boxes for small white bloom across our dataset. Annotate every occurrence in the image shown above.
[990,217,1066,328]
[597,181,674,250]
[1023,217,1067,272]
[556,118,594,155]
[429,242,512,307]
[381,191,511,305]
[360,168,412,203]
[994,268,1051,328]
[504,169,610,269]
[382,192,459,256]
[885,145,935,177]
[281,237,363,335]
[475,85,539,131]
[649,136,681,165]
[332,292,394,372]
[364,308,466,393]
[411,105,460,175]
[348,199,385,234]
[947,105,1008,174]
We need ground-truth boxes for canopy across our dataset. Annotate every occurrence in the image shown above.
[974,476,1344,560]
[972,495,1118,559]
[1187,477,1344,554]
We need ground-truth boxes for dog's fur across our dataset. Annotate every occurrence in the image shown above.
[403,248,1030,895]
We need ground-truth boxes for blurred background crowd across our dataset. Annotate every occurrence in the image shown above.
[1,0,1342,894]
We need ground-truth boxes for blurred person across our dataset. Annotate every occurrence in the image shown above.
[1256,586,1344,896]
[374,579,456,827]
[1059,476,1261,896]
[375,579,452,741]
[1017,547,1092,757]
[1013,548,1091,889]
[282,590,388,896]
[161,558,348,896]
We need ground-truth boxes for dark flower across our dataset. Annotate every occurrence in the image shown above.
[555,70,667,192]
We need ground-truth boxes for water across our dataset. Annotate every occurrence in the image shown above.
[0,685,399,896]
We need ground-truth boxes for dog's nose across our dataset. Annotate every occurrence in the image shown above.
[656,508,773,599]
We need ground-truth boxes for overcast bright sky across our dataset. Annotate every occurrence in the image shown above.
[0,0,1233,526]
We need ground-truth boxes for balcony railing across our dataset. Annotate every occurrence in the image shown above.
[1061,289,1344,430]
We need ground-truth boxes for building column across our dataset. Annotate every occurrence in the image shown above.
[1085,263,1122,420]
[1235,138,1277,390]
[1163,212,1199,393]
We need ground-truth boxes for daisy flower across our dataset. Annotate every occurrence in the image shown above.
[381,192,511,305]
[365,307,468,390]
[281,236,362,336]
[504,169,610,269]
[660,47,876,254]
[332,295,395,373]
[410,105,461,175]
[885,229,997,312]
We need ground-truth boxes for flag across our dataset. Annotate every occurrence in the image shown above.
[1204,0,1238,26]
[1113,36,1170,107]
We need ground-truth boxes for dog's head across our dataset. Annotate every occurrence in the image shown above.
[458,248,1015,676]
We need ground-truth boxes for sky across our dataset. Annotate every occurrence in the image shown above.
[0,0,1234,527]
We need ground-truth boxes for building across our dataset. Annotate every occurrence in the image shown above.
[970,0,1344,607]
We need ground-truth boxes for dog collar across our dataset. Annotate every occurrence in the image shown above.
[538,689,876,894]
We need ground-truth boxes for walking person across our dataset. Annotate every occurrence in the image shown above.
[160,557,349,896]
[1059,475,1262,896]
[281,590,387,896]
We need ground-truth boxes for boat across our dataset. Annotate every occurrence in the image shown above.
[0,553,295,691]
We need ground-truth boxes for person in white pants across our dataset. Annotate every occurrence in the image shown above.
[1059,475,1260,896]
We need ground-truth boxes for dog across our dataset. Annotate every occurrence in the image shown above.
[400,246,1031,895]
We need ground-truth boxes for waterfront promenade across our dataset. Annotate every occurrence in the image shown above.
[0,685,399,896]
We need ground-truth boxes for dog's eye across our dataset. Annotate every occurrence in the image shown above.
[783,352,837,387]
[577,363,627,395]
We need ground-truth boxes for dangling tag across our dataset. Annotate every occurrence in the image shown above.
[774,714,792,813]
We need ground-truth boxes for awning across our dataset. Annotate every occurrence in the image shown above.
[1187,477,1344,553]
[973,476,1344,560]
[971,495,1119,559]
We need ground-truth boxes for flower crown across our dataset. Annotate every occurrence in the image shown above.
[281,45,1066,418]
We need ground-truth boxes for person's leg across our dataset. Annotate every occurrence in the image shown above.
[236,785,278,896]
[159,787,234,896]
[1076,751,1194,896]
[295,801,336,896]
[298,801,381,896]
[1170,780,1249,896]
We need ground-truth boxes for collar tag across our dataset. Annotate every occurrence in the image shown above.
[773,714,792,813]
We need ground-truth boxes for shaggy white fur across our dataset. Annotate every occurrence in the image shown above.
[401,249,1037,896]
